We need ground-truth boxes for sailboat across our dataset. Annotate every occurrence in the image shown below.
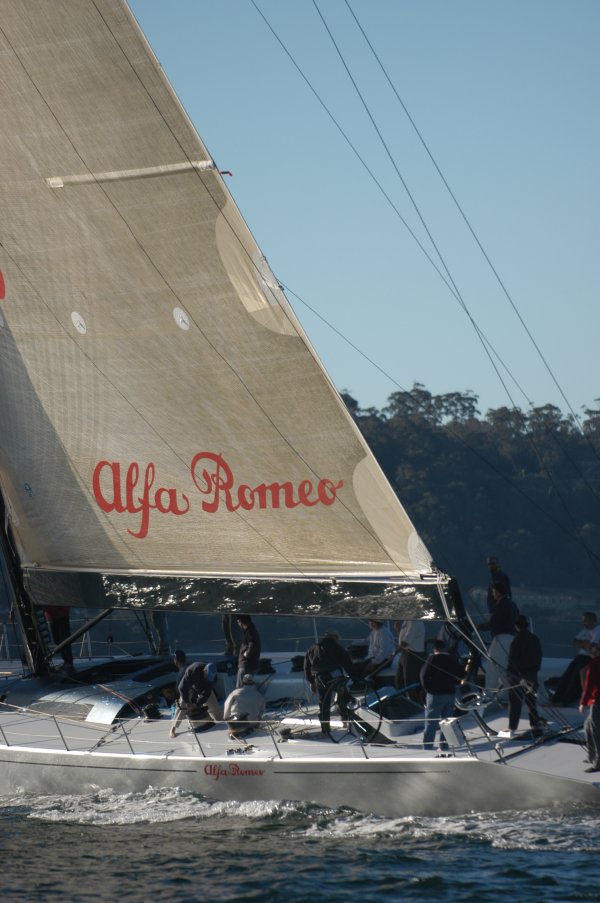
[0,0,598,817]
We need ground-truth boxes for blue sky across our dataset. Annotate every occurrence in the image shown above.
[129,0,599,419]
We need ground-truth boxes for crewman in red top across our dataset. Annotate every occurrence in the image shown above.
[579,643,600,773]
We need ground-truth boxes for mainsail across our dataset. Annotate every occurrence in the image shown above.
[0,1,460,619]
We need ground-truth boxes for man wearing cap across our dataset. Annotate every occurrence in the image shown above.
[223,673,265,739]
[169,661,222,738]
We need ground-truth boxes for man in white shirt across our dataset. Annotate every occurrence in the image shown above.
[362,619,396,675]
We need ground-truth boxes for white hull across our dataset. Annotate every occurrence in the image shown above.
[1,705,598,817]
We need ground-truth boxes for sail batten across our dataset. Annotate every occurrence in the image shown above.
[0,1,450,619]
[46,159,216,188]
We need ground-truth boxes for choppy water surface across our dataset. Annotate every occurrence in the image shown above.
[1,790,599,902]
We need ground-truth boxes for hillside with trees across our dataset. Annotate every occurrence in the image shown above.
[343,384,600,593]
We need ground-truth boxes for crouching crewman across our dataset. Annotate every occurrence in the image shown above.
[169,661,222,738]
[223,673,265,739]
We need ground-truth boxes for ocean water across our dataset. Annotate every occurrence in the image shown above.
[1,789,599,902]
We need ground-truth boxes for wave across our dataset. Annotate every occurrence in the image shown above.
[0,786,323,826]
[0,787,598,853]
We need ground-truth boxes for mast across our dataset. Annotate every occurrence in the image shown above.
[0,492,50,675]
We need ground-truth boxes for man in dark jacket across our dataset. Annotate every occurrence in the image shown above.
[169,661,222,737]
[304,632,355,732]
[506,615,543,737]
[477,582,519,698]
[420,640,463,751]
[236,615,261,687]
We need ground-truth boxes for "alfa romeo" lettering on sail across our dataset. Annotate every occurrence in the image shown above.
[91,452,343,538]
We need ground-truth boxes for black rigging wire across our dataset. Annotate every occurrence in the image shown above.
[312,0,600,518]
[344,0,599,457]
[310,0,525,412]
[250,1,600,541]
[249,1,600,574]
[4,3,595,585]
[247,2,557,418]
[312,0,600,557]
[283,281,600,572]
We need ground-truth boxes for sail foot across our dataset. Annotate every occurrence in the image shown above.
[22,569,463,621]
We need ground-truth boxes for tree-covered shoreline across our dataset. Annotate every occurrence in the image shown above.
[343,384,600,592]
